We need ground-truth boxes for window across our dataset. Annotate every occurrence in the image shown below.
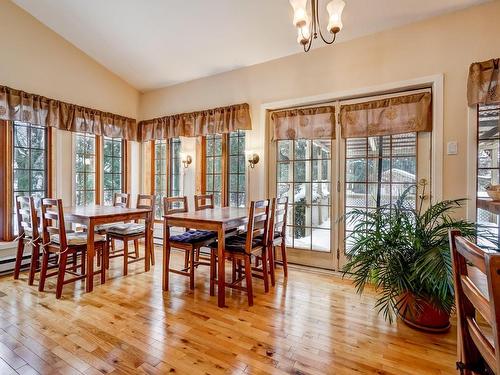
[276,139,332,252]
[12,121,48,232]
[476,104,500,243]
[169,138,181,197]
[344,133,418,251]
[205,134,223,206]
[228,130,246,207]
[153,140,167,219]
[202,131,246,207]
[103,137,123,205]
[75,133,96,206]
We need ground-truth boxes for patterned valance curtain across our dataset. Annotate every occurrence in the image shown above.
[0,85,138,140]
[467,58,500,106]
[271,106,335,140]
[339,92,432,138]
[138,103,252,142]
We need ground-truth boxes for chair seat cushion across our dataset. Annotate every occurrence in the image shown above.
[170,230,216,244]
[51,232,106,246]
[107,223,145,236]
[209,234,264,253]
[95,223,122,232]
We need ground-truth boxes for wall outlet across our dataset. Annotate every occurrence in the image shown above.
[447,141,458,155]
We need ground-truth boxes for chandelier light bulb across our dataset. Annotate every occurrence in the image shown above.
[297,24,310,45]
[326,0,345,34]
[289,0,308,28]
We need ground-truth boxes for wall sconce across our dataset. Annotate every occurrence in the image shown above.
[247,153,259,169]
[182,154,192,169]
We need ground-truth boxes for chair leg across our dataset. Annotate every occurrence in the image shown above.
[244,255,253,306]
[100,245,106,285]
[123,240,129,276]
[209,249,216,296]
[14,238,25,280]
[268,244,275,287]
[189,248,195,290]
[184,250,189,269]
[56,252,68,299]
[281,242,288,277]
[82,250,86,275]
[165,242,171,291]
[150,237,156,266]
[38,251,50,292]
[232,258,237,282]
[261,249,269,293]
[28,241,40,286]
[134,240,139,258]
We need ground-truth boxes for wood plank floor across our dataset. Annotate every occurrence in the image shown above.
[0,246,457,374]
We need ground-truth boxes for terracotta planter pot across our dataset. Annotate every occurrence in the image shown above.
[399,298,451,333]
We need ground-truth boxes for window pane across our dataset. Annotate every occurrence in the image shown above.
[169,138,181,198]
[276,137,332,252]
[345,132,418,254]
[154,140,168,219]
[477,104,500,245]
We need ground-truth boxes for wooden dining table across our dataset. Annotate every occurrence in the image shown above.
[64,205,153,293]
[162,207,257,307]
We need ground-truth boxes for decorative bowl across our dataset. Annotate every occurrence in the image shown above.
[486,185,500,201]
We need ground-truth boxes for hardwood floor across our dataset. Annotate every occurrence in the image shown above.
[0,245,457,374]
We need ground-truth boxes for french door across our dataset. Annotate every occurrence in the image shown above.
[268,99,432,271]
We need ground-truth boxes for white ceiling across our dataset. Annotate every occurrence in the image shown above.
[12,0,490,92]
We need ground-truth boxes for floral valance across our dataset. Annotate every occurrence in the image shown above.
[0,85,138,140]
[467,58,500,106]
[271,106,335,140]
[138,103,252,141]
[339,92,432,138]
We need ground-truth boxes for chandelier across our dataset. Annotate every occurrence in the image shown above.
[289,0,345,52]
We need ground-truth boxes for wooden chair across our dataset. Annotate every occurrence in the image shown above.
[193,193,215,264]
[163,196,216,291]
[14,196,42,285]
[270,196,289,279]
[252,197,288,288]
[209,199,270,306]
[106,194,155,276]
[194,194,215,211]
[99,193,131,264]
[38,199,107,299]
[449,230,500,374]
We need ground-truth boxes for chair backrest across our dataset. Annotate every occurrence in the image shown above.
[136,194,155,210]
[243,199,270,254]
[113,193,130,208]
[15,195,39,239]
[164,196,188,215]
[449,230,500,374]
[40,198,67,250]
[194,194,214,211]
[269,196,288,241]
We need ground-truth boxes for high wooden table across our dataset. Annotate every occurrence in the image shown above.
[163,207,254,307]
[64,205,153,293]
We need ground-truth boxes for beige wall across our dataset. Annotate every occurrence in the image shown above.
[0,0,142,206]
[140,0,500,217]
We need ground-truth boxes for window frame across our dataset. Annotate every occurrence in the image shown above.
[200,131,246,207]
[102,137,127,205]
[475,103,500,246]
[0,121,52,241]
[73,133,100,206]
[150,138,181,220]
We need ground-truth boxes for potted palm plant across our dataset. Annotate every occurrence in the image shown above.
[343,180,477,332]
